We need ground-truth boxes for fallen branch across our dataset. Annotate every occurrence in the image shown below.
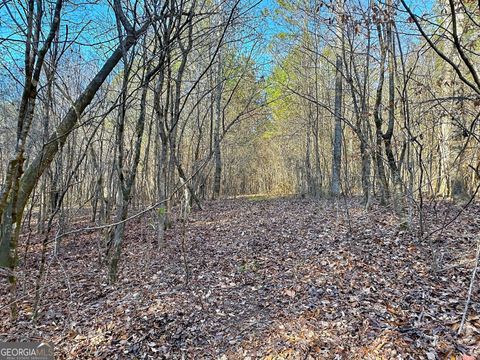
[458,238,480,335]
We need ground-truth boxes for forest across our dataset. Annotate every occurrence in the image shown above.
[0,0,479,358]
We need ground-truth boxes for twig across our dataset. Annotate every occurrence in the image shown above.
[438,259,477,273]
[458,239,480,335]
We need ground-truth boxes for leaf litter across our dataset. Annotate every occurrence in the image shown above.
[0,197,479,359]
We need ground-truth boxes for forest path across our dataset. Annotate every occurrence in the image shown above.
[1,198,479,358]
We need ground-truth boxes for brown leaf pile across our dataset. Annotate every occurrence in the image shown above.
[1,197,479,359]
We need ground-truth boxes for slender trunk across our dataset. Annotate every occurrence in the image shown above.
[331,55,344,196]
[383,0,404,217]
[213,44,223,200]
[360,135,372,207]
[108,52,150,283]
[373,22,389,205]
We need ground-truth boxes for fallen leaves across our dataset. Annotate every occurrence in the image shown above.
[1,197,479,358]
[284,289,296,298]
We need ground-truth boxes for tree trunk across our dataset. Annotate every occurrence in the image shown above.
[213,47,223,200]
[331,54,344,196]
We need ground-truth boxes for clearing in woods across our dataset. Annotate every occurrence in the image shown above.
[1,197,479,358]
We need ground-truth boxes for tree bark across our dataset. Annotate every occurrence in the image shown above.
[331,22,344,197]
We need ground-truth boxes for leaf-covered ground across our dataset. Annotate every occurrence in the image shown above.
[1,197,479,359]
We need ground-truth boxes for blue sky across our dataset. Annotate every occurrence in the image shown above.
[0,0,435,84]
